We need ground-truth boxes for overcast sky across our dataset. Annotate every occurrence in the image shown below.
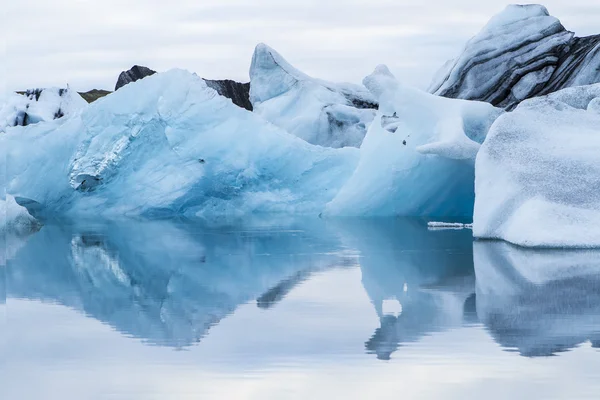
[5,1,600,92]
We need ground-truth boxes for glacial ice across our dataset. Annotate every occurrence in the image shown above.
[429,4,600,109]
[326,65,502,217]
[3,69,358,219]
[474,84,600,248]
[0,88,87,133]
[250,43,377,148]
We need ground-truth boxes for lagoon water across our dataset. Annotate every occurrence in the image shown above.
[2,218,600,399]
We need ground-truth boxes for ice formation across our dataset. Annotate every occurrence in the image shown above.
[430,4,600,109]
[3,69,358,219]
[250,43,377,148]
[0,88,87,133]
[325,65,502,217]
[474,84,600,247]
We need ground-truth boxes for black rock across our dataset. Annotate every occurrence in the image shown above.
[115,65,157,91]
[204,79,252,111]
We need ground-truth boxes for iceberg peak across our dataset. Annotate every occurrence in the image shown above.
[250,43,307,104]
[249,43,377,148]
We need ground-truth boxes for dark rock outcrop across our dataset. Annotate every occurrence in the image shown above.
[429,4,600,109]
[204,79,252,111]
[115,65,157,91]
[79,89,112,103]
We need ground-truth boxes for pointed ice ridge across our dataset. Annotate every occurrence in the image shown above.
[249,43,377,148]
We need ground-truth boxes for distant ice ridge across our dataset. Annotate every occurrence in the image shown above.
[250,43,377,148]
[0,88,87,133]
[473,84,600,248]
[326,65,502,217]
[3,69,358,219]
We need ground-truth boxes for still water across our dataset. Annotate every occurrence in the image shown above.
[2,218,600,399]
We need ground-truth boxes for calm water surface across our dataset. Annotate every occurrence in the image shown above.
[2,218,600,399]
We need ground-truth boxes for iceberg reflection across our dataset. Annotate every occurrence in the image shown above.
[330,219,477,360]
[8,218,600,360]
[474,241,600,357]
[6,219,353,347]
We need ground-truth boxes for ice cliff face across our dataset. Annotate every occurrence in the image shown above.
[0,88,87,133]
[430,4,600,109]
[326,65,502,217]
[473,84,600,248]
[250,43,378,148]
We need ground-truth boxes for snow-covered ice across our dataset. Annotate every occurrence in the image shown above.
[474,84,600,248]
[3,69,358,219]
[325,65,502,217]
[250,43,377,148]
[0,88,87,133]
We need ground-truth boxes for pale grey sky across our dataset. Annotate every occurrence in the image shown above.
[5,1,600,92]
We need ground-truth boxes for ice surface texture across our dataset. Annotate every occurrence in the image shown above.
[430,4,600,109]
[326,66,502,217]
[3,70,358,219]
[250,44,377,148]
[474,84,600,247]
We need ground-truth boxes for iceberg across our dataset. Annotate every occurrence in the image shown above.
[250,43,377,148]
[474,84,600,248]
[430,4,600,109]
[326,66,502,217]
[3,69,358,219]
[0,88,87,133]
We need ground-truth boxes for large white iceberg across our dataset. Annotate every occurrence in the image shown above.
[0,88,87,133]
[326,66,502,217]
[474,84,600,247]
[250,43,377,148]
[3,69,358,219]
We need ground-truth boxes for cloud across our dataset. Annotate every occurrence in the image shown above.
[5,1,600,91]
